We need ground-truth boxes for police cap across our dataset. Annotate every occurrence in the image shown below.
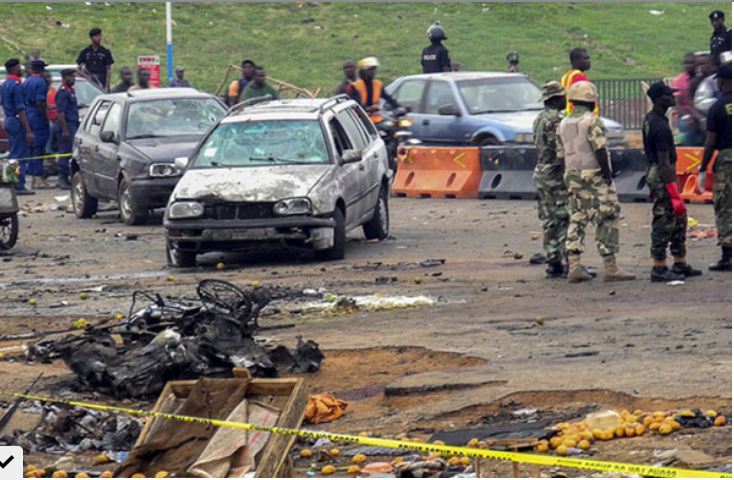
[646,81,677,100]
[541,81,565,101]
[709,10,725,21]
[30,59,48,69]
[4,58,20,70]
[89,27,102,37]
[716,63,732,80]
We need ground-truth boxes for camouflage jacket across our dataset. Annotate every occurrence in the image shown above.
[533,108,563,167]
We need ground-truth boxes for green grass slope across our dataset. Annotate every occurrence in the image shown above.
[0,2,727,94]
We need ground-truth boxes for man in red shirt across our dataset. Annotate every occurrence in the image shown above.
[670,52,703,145]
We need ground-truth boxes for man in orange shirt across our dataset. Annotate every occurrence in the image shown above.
[561,48,597,114]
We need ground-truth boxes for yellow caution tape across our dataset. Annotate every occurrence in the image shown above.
[6,153,73,162]
[12,393,730,478]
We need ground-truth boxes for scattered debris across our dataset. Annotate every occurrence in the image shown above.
[300,294,436,314]
[305,394,348,425]
[26,280,324,398]
[529,253,546,265]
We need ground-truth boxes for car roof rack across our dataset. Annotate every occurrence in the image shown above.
[226,94,274,116]
[318,94,351,113]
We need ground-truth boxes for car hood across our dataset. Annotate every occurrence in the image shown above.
[475,110,624,133]
[127,136,201,163]
[172,164,332,202]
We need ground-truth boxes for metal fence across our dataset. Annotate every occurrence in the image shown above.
[596,78,659,130]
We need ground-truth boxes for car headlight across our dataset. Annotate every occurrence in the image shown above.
[514,133,534,143]
[273,198,311,216]
[398,118,413,128]
[149,163,180,177]
[168,201,204,219]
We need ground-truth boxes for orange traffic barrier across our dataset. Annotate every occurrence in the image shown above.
[676,147,715,204]
[393,146,482,199]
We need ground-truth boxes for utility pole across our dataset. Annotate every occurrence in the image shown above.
[166,2,173,82]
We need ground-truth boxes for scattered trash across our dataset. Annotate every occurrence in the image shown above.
[26,280,324,398]
[419,258,445,268]
[300,294,436,314]
[666,280,685,286]
[305,394,348,424]
[687,216,700,228]
[529,253,546,265]
[649,9,664,15]
[512,408,538,416]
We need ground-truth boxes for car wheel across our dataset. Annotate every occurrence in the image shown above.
[363,186,389,240]
[166,241,197,268]
[315,207,346,261]
[71,171,98,219]
[476,135,500,146]
[0,214,19,250]
[118,175,148,226]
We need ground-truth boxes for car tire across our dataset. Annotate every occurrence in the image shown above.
[118,175,149,226]
[363,186,389,240]
[476,135,500,146]
[71,171,98,219]
[166,241,197,268]
[0,213,19,250]
[315,207,346,261]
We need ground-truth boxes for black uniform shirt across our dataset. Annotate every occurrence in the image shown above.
[710,26,732,65]
[707,90,732,151]
[642,109,677,165]
[421,43,451,74]
[76,45,115,87]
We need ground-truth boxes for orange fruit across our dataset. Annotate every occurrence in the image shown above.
[556,445,568,456]
[549,436,562,448]
[563,438,576,448]
[643,416,654,427]
[131,475,146,479]
[52,472,69,478]
[592,429,604,440]
[448,456,461,466]
[155,472,169,478]
[352,454,367,464]
[467,438,479,448]
[705,410,718,418]
[602,429,615,441]
[300,449,313,458]
[347,465,361,475]
[714,415,727,426]
[649,422,661,431]
[74,474,89,479]
[635,424,646,436]
[614,426,625,438]
[328,448,340,457]
[578,439,591,450]
[460,456,471,466]
[433,440,445,446]
[536,442,549,453]
[321,465,336,475]
[669,420,681,431]
[100,472,114,479]
[659,424,673,435]
[624,426,635,437]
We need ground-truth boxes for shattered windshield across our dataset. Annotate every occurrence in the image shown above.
[193,119,330,168]
[125,98,225,140]
[458,77,544,114]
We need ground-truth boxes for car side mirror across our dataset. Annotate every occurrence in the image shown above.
[174,157,189,171]
[100,131,117,143]
[341,149,362,164]
[438,104,461,117]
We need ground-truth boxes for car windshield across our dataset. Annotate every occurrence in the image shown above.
[457,77,544,114]
[50,79,101,108]
[192,119,330,168]
[125,98,225,140]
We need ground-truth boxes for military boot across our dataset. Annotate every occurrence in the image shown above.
[545,261,565,279]
[603,256,636,282]
[709,246,732,272]
[567,255,592,283]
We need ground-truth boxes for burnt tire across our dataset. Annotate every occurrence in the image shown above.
[71,170,98,219]
[315,207,346,261]
[363,186,389,240]
[166,241,197,268]
[0,213,19,250]
[118,176,148,226]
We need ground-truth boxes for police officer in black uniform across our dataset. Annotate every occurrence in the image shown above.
[76,27,115,91]
[421,23,451,74]
[709,10,732,66]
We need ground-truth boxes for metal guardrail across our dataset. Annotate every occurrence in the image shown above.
[596,78,659,130]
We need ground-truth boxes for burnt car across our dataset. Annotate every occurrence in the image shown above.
[71,88,226,225]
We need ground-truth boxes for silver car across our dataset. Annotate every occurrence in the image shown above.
[163,95,392,267]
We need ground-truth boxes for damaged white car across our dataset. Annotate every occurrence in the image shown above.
[163,95,392,267]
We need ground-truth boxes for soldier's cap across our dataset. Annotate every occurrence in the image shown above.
[541,81,565,101]
[566,80,598,103]
[709,10,725,21]
[30,59,48,69]
[60,68,76,77]
[175,66,185,72]
[89,27,102,37]
[646,81,677,100]
[4,58,20,70]
[716,63,732,80]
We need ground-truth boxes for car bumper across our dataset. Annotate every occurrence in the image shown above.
[128,177,179,209]
[164,216,336,252]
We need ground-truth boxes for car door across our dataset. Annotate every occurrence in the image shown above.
[421,79,473,144]
[327,115,362,230]
[390,79,429,139]
[82,100,112,197]
[335,107,376,227]
[95,101,123,196]
[348,105,384,205]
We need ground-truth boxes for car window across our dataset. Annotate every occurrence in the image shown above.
[425,81,458,115]
[51,79,102,108]
[101,102,122,137]
[351,105,378,139]
[125,98,225,140]
[346,107,372,146]
[192,119,330,168]
[457,77,543,114]
[394,79,426,113]
[328,117,352,157]
[88,100,111,136]
[336,109,367,150]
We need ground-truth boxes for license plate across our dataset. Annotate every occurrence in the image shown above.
[223,228,271,240]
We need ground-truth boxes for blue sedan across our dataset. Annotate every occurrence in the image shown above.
[384,72,626,146]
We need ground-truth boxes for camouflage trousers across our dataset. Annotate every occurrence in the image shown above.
[532,164,569,264]
[646,164,687,260]
[564,169,621,258]
[714,149,732,248]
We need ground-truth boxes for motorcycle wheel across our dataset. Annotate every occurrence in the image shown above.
[0,213,19,250]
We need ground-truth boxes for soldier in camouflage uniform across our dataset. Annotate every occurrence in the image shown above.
[532,81,568,278]
[557,81,636,283]
[642,81,702,282]
[699,63,732,271]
